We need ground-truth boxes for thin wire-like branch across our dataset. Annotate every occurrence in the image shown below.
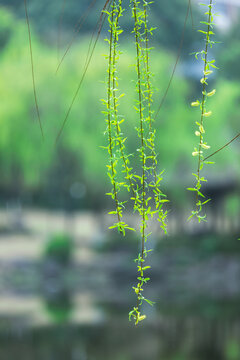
[189,0,195,30]
[57,0,67,61]
[24,0,44,139]
[203,133,240,161]
[56,0,112,142]
[154,0,191,120]
[56,0,97,74]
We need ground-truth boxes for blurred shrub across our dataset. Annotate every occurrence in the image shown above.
[44,233,73,264]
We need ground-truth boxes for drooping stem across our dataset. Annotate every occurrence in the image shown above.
[112,0,136,198]
[155,0,191,120]
[129,0,149,325]
[143,2,168,231]
[24,0,44,139]
[203,133,240,161]
[56,0,97,74]
[189,0,194,30]
[103,0,136,236]
[128,0,168,326]
[57,0,67,61]
[56,0,112,142]
[189,0,215,222]
[133,0,146,267]
[196,0,213,205]
[106,0,122,229]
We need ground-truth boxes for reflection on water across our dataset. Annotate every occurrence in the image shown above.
[0,307,240,360]
[0,210,239,360]
[0,264,240,360]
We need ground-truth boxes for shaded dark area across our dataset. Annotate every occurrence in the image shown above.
[0,228,240,360]
[0,316,239,360]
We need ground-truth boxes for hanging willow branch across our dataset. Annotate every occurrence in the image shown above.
[112,1,136,199]
[128,0,168,326]
[188,0,216,222]
[129,0,149,326]
[142,2,168,231]
[103,0,135,235]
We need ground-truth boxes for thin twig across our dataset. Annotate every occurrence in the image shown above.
[154,0,191,120]
[189,0,195,30]
[56,0,97,74]
[24,0,44,139]
[56,0,112,142]
[57,0,67,61]
[203,133,240,161]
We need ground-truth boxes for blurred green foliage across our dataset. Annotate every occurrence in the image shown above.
[218,17,240,80]
[225,194,240,217]
[44,233,73,264]
[225,340,240,360]
[0,0,201,54]
[0,6,239,209]
[0,7,15,49]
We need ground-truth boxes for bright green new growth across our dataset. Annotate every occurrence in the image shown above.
[103,0,125,234]
[103,0,136,236]
[103,0,168,325]
[130,0,151,325]
[188,0,217,222]
[129,0,168,325]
